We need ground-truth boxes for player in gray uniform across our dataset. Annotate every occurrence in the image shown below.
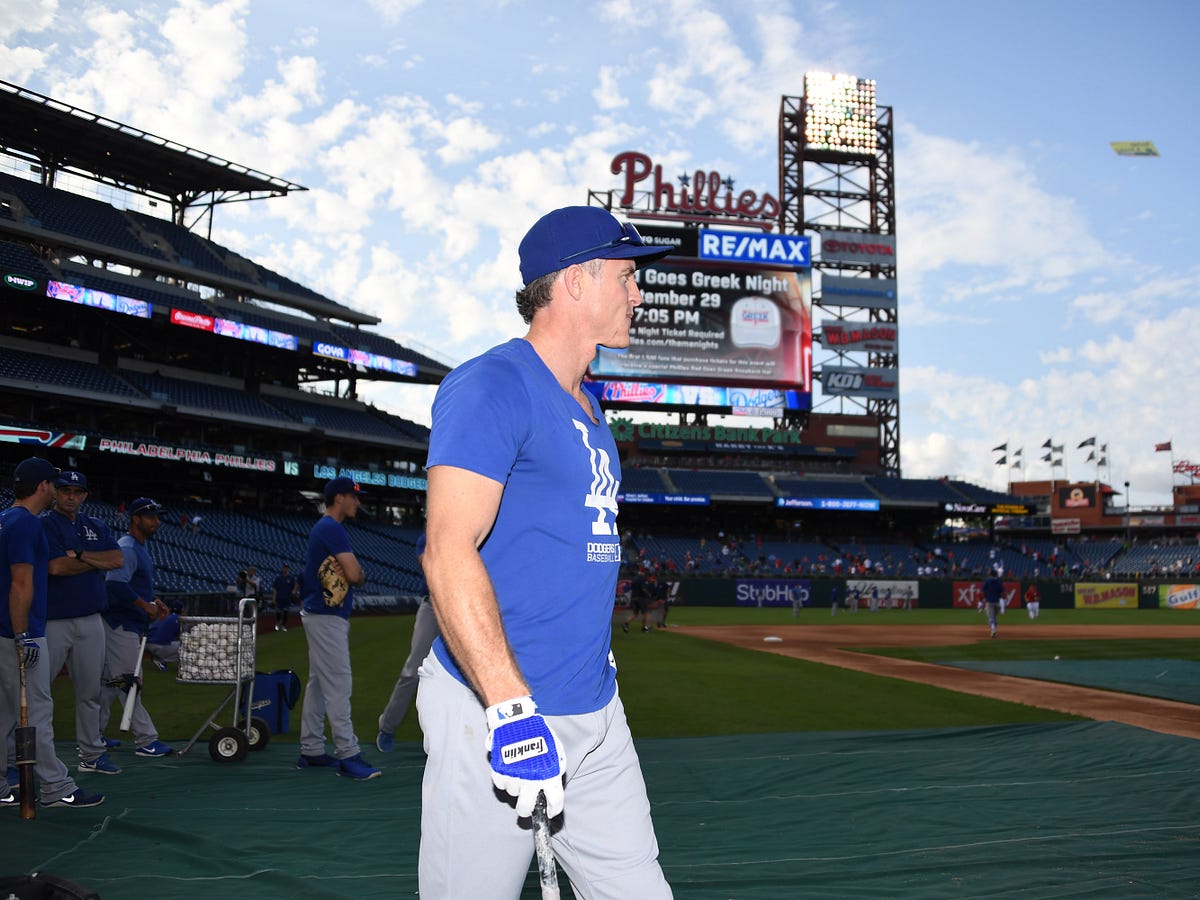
[42,471,124,774]
[376,535,438,752]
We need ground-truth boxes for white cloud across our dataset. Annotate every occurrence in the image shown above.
[593,66,627,111]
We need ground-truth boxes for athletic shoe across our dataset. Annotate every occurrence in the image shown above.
[79,754,122,775]
[41,788,105,809]
[135,740,175,757]
[102,736,121,750]
[151,657,168,673]
[337,754,381,781]
[621,623,629,633]
[0,788,15,807]
[296,753,338,769]
[376,730,395,753]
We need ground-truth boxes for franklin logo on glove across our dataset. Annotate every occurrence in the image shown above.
[502,737,548,764]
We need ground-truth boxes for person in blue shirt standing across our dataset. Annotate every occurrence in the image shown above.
[100,497,174,758]
[43,470,124,775]
[982,571,1005,639]
[418,206,674,899]
[295,477,379,781]
[1,457,104,809]
[271,563,298,632]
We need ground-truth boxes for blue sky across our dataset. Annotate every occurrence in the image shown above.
[2,0,1196,506]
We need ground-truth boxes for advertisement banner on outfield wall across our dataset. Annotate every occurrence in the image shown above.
[818,275,898,309]
[1159,584,1200,610]
[1075,583,1137,608]
[952,581,1022,609]
[846,579,920,608]
[734,579,813,607]
[818,230,897,265]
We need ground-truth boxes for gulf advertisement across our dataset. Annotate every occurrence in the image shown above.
[591,257,812,391]
[1075,583,1138,609]
[1159,584,1200,610]
[952,581,1021,609]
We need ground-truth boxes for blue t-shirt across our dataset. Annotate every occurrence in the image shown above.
[427,338,622,716]
[272,573,298,606]
[147,612,180,645]
[0,505,50,639]
[43,508,120,620]
[302,515,356,618]
[104,534,156,633]
[982,577,1004,604]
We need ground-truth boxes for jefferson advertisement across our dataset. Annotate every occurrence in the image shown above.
[591,258,812,390]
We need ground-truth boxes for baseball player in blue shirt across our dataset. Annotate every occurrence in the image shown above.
[2,457,104,808]
[100,497,174,757]
[295,477,379,781]
[42,470,124,775]
[418,206,674,898]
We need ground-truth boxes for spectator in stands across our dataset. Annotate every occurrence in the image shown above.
[101,497,174,758]
[271,563,299,632]
[295,477,379,781]
[2,457,105,808]
[376,535,438,753]
[43,470,124,775]
[189,514,202,533]
[244,564,261,602]
[418,205,673,897]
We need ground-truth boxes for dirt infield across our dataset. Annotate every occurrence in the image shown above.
[672,623,1200,740]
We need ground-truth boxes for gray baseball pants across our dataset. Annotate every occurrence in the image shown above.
[99,622,159,747]
[45,613,107,763]
[0,636,79,803]
[416,651,672,900]
[378,598,438,734]
[298,612,360,759]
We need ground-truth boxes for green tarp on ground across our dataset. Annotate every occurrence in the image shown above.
[3,722,1199,898]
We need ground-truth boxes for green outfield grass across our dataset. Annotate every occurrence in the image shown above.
[49,605,1198,748]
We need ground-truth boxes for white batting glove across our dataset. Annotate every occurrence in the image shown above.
[485,695,565,818]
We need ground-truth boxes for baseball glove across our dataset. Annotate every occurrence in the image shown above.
[317,555,349,607]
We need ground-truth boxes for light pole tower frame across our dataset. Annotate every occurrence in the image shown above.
[779,88,900,475]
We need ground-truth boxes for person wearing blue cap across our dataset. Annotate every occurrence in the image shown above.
[1,457,104,809]
[43,470,124,776]
[100,497,174,758]
[295,476,379,780]
[418,206,674,898]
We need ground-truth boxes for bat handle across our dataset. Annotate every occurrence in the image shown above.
[532,790,560,900]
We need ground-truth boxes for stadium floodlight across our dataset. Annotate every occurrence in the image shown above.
[803,72,877,157]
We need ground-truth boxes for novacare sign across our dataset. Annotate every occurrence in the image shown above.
[699,229,811,267]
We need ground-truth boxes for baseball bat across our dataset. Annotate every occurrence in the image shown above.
[532,790,560,900]
[16,649,36,820]
[120,633,149,732]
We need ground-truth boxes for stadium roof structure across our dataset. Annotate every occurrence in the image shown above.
[0,79,305,211]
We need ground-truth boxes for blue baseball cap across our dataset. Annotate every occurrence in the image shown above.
[518,206,672,287]
[55,470,89,490]
[323,476,366,504]
[12,457,60,491]
[129,497,164,517]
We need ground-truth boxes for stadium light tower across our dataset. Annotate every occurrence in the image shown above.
[779,72,899,475]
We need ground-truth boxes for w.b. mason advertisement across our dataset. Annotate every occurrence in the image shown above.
[591,258,812,391]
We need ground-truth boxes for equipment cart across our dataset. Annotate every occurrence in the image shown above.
[176,598,270,762]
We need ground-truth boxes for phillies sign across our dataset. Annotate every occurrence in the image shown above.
[611,151,780,222]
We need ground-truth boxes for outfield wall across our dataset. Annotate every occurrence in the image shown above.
[678,577,1199,610]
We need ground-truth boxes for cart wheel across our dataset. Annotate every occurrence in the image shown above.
[245,716,271,751]
[209,727,249,763]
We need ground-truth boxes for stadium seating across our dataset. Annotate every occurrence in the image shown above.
[665,469,775,499]
[0,344,144,398]
[0,172,149,257]
[118,369,297,424]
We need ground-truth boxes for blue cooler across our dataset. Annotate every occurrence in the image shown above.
[250,670,302,734]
